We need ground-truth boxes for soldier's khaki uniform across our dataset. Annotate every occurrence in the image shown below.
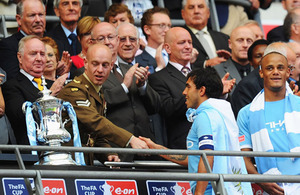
[57,74,132,163]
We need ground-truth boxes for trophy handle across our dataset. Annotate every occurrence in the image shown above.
[62,118,70,127]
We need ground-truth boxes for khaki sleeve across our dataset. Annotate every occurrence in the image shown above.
[58,86,133,147]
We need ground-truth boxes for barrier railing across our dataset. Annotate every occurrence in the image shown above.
[0,145,300,195]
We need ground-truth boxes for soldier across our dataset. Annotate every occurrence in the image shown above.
[57,44,148,164]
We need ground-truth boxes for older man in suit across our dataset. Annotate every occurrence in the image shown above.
[47,0,82,79]
[89,22,160,161]
[181,0,231,69]
[149,26,235,149]
[149,27,194,149]
[0,0,46,80]
[2,35,66,145]
[214,26,255,95]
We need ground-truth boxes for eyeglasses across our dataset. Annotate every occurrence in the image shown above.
[119,36,138,43]
[81,32,91,37]
[91,35,117,43]
[289,65,296,71]
[148,23,171,30]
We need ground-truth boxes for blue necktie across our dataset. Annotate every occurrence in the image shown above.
[68,33,77,56]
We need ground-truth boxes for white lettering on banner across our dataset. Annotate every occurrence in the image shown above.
[8,184,25,189]
[115,187,135,194]
[84,192,95,195]
[81,185,97,190]
[12,190,23,195]
[44,186,63,193]
[151,186,168,192]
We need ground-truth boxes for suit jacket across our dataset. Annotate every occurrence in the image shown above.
[267,25,287,43]
[46,24,82,56]
[0,31,24,80]
[103,63,160,140]
[2,72,52,145]
[214,58,253,95]
[183,25,230,69]
[136,50,157,74]
[46,24,82,77]
[0,68,16,144]
[148,63,191,149]
[231,68,263,117]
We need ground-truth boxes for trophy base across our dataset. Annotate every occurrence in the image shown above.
[37,152,79,165]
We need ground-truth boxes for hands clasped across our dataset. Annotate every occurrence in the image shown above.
[123,63,150,88]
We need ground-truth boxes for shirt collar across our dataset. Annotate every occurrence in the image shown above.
[61,23,77,38]
[145,46,157,58]
[19,30,27,37]
[145,46,168,59]
[118,56,135,65]
[83,73,102,93]
[20,69,35,81]
[169,61,191,72]
[187,25,208,35]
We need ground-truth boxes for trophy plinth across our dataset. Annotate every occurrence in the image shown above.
[24,76,79,165]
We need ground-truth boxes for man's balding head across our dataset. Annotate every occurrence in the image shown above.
[229,26,255,65]
[85,44,113,86]
[164,27,193,66]
[91,22,119,62]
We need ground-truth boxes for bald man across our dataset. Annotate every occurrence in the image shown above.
[148,27,197,149]
[57,44,149,164]
[149,27,235,149]
[214,26,256,94]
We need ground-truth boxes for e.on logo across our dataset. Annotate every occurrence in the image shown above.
[42,179,67,195]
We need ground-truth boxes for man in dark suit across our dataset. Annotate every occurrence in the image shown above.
[136,7,171,74]
[149,26,235,149]
[90,22,160,161]
[2,35,66,145]
[181,0,231,69]
[47,0,82,67]
[214,26,255,95]
[267,0,300,42]
[148,27,195,149]
[0,0,46,80]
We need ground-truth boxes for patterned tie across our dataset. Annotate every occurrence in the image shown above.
[113,64,123,82]
[181,66,190,77]
[162,51,169,65]
[68,33,77,56]
[196,31,215,59]
[33,77,44,91]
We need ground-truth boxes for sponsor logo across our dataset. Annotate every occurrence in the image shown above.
[146,181,192,195]
[75,179,138,195]
[239,135,245,142]
[2,178,67,195]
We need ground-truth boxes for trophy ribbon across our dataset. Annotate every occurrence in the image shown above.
[24,101,38,155]
[63,102,86,165]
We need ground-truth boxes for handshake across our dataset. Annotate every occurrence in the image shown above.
[106,136,162,162]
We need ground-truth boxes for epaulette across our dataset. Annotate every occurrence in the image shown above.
[71,88,79,92]
[73,79,81,84]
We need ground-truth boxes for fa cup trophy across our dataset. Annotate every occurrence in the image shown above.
[23,76,85,165]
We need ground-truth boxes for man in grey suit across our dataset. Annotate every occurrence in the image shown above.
[214,26,255,94]
[136,7,171,74]
[90,22,161,161]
